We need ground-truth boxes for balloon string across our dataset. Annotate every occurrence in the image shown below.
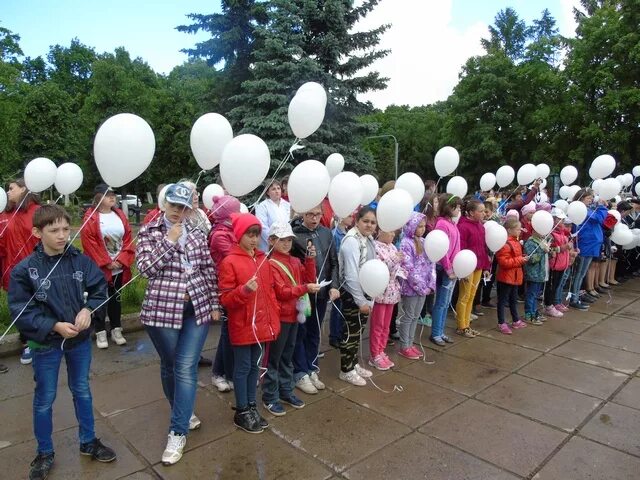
[0,193,29,238]
[250,139,300,211]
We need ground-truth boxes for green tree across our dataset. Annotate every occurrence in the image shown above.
[481,8,529,62]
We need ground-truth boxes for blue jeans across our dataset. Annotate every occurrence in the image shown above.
[329,299,343,344]
[32,337,95,454]
[431,267,455,339]
[570,256,593,301]
[556,268,572,305]
[233,343,262,409]
[145,303,209,435]
[212,319,233,380]
[262,322,298,403]
[293,294,328,382]
[525,281,543,317]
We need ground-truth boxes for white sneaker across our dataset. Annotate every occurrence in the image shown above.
[189,414,201,430]
[162,431,187,465]
[212,375,231,392]
[339,369,366,386]
[470,313,478,321]
[96,331,108,349]
[355,364,373,378]
[110,327,127,346]
[309,371,325,390]
[228,380,234,390]
[295,374,318,394]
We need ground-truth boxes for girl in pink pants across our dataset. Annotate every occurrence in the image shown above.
[368,230,406,371]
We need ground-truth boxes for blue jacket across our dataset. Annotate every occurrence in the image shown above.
[574,205,607,257]
[9,243,108,346]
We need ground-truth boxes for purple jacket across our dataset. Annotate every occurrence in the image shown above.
[435,216,461,275]
[400,213,436,296]
[457,216,491,271]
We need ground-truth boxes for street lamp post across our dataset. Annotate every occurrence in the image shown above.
[366,134,399,180]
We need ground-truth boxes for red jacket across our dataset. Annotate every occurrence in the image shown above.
[143,207,162,225]
[218,245,281,346]
[0,202,40,290]
[520,217,533,242]
[549,227,571,271]
[496,236,527,285]
[80,207,135,285]
[457,216,491,271]
[209,222,235,267]
[269,251,316,323]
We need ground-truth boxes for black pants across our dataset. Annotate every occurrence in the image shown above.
[339,291,368,373]
[544,270,564,306]
[496,281,519,325]
[95,272,122,331]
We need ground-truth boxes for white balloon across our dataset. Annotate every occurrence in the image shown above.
[24,157,57,193]
[598,178,621,201]
[615,174,625,186]
[240,203,249,214]
[158,183,173,211]
[453,249,477,279]
[202,183,225,209]
[484,220,500,232]
[636,183,640,196]
[567,201,588,224]
[287,159,331,213]
[376,189,414,232]
[54,163,83,195]
[592,178,602,194]
[568,185,582,201]
[288,91,325,139]
[560,166,578,186]
[531,210,554,236]
[94,113,155,188]
[554,199,569,213]
[329,172,363,218]
[359,259,390,298]
[424,230,450,262]
[633,166,640,177]
[517,163,537,186]
[479,173,496,192]
[359,175,379,206]
[434,146,459,177]
[220,134,271,197]
[559,185,570,199]
[325,153,344,178]
[611,224,633,246]
[0,187,6,212]
[614,195,621,204]
[446,176,467,199]
[395,172,425,206]
[496,165,515,188]
[485,223,508,252]
[623,173,633,187]
[589,154,616,180]
[608,209,621,222]
[536,163,550,179]
[190,113,233,170]
[296,82,327,108]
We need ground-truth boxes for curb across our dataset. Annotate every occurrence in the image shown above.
[0,313,143,359]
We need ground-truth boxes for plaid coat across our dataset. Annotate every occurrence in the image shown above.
[136,216,219,328]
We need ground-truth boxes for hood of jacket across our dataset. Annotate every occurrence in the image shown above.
[402,212,426,238]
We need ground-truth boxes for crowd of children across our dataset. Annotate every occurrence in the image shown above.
[4,176,640,478]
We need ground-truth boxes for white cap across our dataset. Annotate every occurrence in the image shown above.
[269,222,295,239]
[551,207,567,219]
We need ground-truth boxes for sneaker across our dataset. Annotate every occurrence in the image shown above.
[382,353,395,368]
[79,438,116,462]
[369,353,391,371]
[29,452,54,480]
[498,323,513,335]
[544,305,563,318]
[263,401,286,416]
[96,330,108,349]
[535,312,547,322]
[398,347,420,360]
[212,375,232,392]
[309,371,325,390]
[472,309,484,316]
[110,327,126,346]
[511,320,528,329]
[280,394,305,409]
[248,402,269,428]
[580,294,596,304]
[0,364,8,374]
[442,335,454,344]
[417,314,432,326]
[525,317,544,326]
[408,346,424,358]
[355,364,373,378]
[570,301,589,310]
[555,304,569,312]
[387,337,396,346]
[20,346,33,365]
[470,313,478,321]
[455,328,476,338]
[234,407,263,434]
[189,414,201,430]
[317,351,325,358]
[429,336,446,346]
[481,301,496,308]
[339,369,366,386]
[198,356,213,366]
[390,331,400,340]
[295,374,318,394]
[161,431,187,464]
[469,328,480,336]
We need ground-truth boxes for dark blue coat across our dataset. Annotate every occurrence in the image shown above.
[574,205,608,257]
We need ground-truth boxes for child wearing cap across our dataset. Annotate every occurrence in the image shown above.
[544,208,572,316]
[217,213,281,434]
[262,222,320,416]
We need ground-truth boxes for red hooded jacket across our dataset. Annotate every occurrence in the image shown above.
[80,207,135,285]
[218,245,281,345]
[457,216,491,271]
[549,227,571,271]
[496,236,527,285]
[269,251,316,323]
[0,202,40,290]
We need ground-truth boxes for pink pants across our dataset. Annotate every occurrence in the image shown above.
[369,302,395,358]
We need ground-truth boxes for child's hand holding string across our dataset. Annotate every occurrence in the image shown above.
[307,283,321,294]
[245,276,258,292]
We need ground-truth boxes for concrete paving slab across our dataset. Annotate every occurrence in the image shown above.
[90,331,163,377]
[540,316,596,337]
[606,316,640,335]
[481,324,570,352]
[117,470,158,480]
[611,377,640,410]
[587,294,635,315]
[577,324,640,353]
[444,336,541,371]
[476,374,602,431]
[581,402,640,456]
[552,339,640,374]
[518,354,628,399]
[423,399,567,477]
[614,298,640,319]
[0,354,67,401]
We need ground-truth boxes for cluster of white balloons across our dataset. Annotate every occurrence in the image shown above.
[20,157,84,197]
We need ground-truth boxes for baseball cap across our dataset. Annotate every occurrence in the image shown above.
[551,207,566,219]
[94,183,114,195]
[164,183,193,209]
[269,222,295,239]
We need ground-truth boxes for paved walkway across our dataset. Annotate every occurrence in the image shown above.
[2,282,640,479]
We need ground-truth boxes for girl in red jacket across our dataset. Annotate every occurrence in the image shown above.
[495,218,529,334]
[544,208,574,315]
[262,222,319,416]
[80,184,135,349]
[218,213,281,434]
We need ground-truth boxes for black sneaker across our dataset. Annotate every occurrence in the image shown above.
[580,294,596,304]
[29,452,54,480]
[569,301,589,311]
[79,438,116,462]
[248,402,269,428]
[234,407,264,433]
